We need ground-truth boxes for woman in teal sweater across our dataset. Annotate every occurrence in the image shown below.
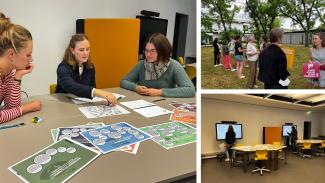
[120,33,195,98]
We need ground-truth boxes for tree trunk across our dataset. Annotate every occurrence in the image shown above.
[304,30,309,47]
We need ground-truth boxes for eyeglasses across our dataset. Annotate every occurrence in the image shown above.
[144,49,157,54]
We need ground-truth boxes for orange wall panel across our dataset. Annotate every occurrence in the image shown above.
[85,19,140,88]
[265,127,282,144]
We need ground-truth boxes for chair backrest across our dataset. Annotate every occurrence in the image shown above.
[235,143,243,147]
[178,56,185,66]
[255,150,268,160]
[273,142,281,146]
[50,84,57,94]
[185,65,196,80]
[303,142,312,149]
[321,140,325,147]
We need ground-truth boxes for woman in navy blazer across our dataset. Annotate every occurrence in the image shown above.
[56,34,117,105]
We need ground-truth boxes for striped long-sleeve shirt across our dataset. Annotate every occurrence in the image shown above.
[0,71,22,123]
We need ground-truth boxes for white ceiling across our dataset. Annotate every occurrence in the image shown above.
[276,94,325,103]
[202,94,325,111]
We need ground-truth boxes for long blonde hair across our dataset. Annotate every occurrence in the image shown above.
[0,14,32,56]
[63,34,93,69]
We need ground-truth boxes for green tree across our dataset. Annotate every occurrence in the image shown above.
[219,28,243,41]
[202,0,240,40]
[279,0,318,47]
[315,0,325,25]
[245,0,281,41]
[201,10,213,44]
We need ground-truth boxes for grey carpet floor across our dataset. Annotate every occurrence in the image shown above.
[202,153,325,183]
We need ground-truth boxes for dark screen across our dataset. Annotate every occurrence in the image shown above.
[137,16,168,53]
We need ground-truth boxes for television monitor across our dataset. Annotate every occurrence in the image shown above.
[136,16,168,53]
[282,125,297,136]
[215,123,242,141]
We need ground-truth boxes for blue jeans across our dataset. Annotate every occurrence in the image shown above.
[225,144,235,159]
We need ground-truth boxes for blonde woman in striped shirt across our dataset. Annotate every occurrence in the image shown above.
[0,13,41,123]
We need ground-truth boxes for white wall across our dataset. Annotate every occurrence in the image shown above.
[201,97,325,155]
[1,0,196,96]
[322,116,325,135]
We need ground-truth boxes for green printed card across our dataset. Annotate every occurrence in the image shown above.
[140,121,196,149]
[8,138,100,183]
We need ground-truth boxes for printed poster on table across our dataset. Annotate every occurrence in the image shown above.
[117,143,140,154]
[56,127,98,148]
[140,121,196,149]
[170,109,196,125]
[170,102,196,112]
[80,122,151,154]
[78,105,130,119]
[8,138,100,183]
[50,123,105,142]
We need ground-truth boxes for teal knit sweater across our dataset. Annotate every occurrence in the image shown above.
[120,59,195,98]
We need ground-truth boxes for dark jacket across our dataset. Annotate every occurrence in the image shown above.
[225,131,236,145]
[235,41,243,56]
[258,44,290,85]
[213,39,220,53]
[56,61,96,99]
[290,128,297,141]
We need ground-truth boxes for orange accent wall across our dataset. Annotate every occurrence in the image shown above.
[265,127,282,144]
[85,19,140,88]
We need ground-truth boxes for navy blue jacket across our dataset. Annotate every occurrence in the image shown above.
[225,131,236,145]
[56,61,96,99]
[258,44,290,85]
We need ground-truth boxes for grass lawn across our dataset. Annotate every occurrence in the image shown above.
[201,44,310,89]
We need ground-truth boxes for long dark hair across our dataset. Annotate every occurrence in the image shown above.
[227,125,234,133]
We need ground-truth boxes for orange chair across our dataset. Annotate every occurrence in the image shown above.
[302,143,312,158]
[252,150,271,176]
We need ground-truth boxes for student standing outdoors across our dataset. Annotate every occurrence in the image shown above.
[308,32,325,88]
[246,35,259,89]
[234,35,245,79]
[213,38,222,67]
[258,28,290,89]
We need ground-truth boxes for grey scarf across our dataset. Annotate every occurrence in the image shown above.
[144,60,170,80]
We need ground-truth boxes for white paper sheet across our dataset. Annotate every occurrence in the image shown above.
[279,78,290,86]
[78,105,130,119]
[72,93,125,104]
[134,105,173,118]
[120,100,156,109]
